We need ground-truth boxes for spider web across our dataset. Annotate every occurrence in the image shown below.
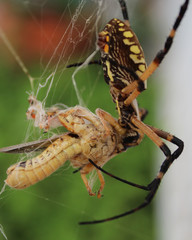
[0,1,156,240]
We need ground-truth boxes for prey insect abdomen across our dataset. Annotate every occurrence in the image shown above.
[5,134,81,189]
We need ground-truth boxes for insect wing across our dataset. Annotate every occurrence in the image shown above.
[0,134,64,154]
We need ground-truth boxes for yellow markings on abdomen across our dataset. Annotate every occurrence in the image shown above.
[123,31,133,38]
[118,28,125,32]
[106,60,114,82]
[129,54,145,64]
[130,45,141,54]
[135,64,147,76]
[139,64,146,72]
[115,99,121,117]
[5,135,81,189]
[122,29,137,46]
[118,22,124,27]
[123,38,135,46]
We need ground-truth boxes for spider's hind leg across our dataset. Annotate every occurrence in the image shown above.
[130,117,184,203]
[80,120,184,224]
[131,117,184,183]
[140,125,184,215]
[147,125,184,189]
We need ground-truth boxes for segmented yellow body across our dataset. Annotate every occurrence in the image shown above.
[6,135,80,189]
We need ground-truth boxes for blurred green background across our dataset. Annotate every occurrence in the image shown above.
[0,0,159,239]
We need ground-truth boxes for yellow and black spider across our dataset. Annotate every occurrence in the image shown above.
[0,0,189,226]
[67,0,189,224]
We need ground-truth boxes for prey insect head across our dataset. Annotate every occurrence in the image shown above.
[26,96,62,131]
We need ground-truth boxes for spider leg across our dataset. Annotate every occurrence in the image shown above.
[96,108,126,136]
[131,117,171,158]
[147,125,184,160]
[130,116,184,173]
[131,119,183,191]
[88,159,149,191]
[118,0,129,21]
[122,0,189,106]
[79,196,152,225]
[139,108,148,121]
[88,122,183,193]
[66,60,101,69]
[80,118,183,224]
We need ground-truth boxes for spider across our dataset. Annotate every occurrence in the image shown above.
[65,0,189,224]
[0,0,189,225]
[1,97,146,199]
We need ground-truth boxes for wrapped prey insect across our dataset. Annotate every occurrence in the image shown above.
[1,96,144,198]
